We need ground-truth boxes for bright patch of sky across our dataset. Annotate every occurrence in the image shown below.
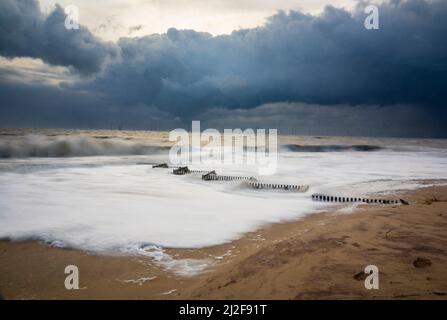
[38,0,357,40]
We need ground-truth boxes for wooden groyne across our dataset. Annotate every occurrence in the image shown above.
[189,170,211,174]
[202,171,257,181]
[173,166,190,175]
[150,165,407,203]
[201,171,308,192]
[311,194,405,204]
[152,163,169,168]
[247,181,309,192]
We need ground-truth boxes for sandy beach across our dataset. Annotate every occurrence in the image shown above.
[1,184,446,300]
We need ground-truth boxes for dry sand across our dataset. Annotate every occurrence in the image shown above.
[1,185,446,300]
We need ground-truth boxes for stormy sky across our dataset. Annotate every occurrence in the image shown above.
[0,0,446,137]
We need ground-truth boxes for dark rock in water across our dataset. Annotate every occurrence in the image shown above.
[413,257,432,268]
[152,163,168,168]
[202,170,217,180]
[173,166,190,175]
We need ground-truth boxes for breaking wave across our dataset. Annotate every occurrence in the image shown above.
[0,135,169,158]
[282,144,383,152]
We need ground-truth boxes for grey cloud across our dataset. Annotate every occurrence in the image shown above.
[0,78,175,130]
[0,0,446,136]
[3,76,443,137]
[0,57,73,85]
[0,0,116,74]
[78,0,447,116]
[198,102,447,138]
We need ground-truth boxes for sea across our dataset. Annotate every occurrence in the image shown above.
[0,128,446,275]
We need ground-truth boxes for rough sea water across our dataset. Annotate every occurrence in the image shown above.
[0,129,446,275]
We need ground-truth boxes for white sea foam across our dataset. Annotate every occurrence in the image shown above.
[122,244,210,276]
[0,136,446,275]
[121,276,157,286]
[0,134,168,158]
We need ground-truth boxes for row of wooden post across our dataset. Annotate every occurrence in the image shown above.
[248,182,308,192]
[311,194,400,204]
[152,164,405,204]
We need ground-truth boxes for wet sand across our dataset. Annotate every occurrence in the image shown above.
[1,184,446,299]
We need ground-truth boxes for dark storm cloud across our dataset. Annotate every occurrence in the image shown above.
[0,0,446,136]
[0,0,116,74]
[0,78,173,130]
[198,102,447,137]
[79,0,447,116]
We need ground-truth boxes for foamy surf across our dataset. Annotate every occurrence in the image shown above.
[0,131,446,275]
[0,134,169,158]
